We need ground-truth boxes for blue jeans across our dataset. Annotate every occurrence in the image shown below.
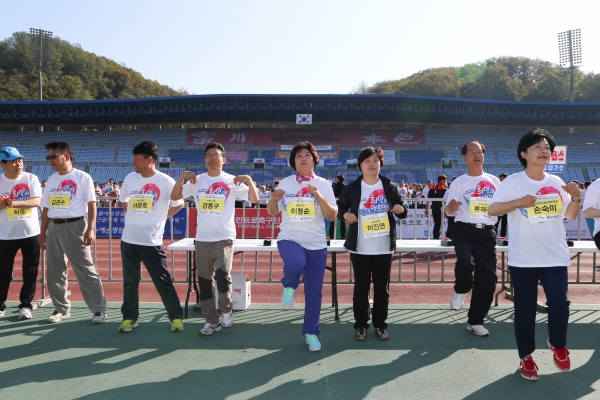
[509,266,570,359]
[278,240,326,336]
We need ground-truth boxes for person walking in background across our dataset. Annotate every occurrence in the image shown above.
[0,146,42,320]
[489,129,581,381]
[39,142,107,324]
[337,147,407,341]
[427,174,448,239]
[118,141,185,333]
[444,141,500,336]
[267,141,337,352]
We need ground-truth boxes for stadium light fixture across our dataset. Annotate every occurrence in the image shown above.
[29,28,53,102]
[558,29,582,103]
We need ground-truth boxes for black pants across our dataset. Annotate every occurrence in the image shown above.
[432,207,443,239]
[452,222,497,325]
[510,266,569,359]
[121,241,183,321]
[495,214,508,238]
[446,217,455,238]
[329,218,346,239]
[594,231,600,251]
[0,235,40,311]
[350,253,392,330]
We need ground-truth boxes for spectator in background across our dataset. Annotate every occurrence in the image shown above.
[330,174,347,239]
[495,173,508,237]
[427,174,448,239]
[258,185,271,208]
[94,182,101,197]
[398,180,408,197]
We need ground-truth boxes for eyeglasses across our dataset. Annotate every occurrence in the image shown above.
[205,153,223,159]
[45,153,66,161]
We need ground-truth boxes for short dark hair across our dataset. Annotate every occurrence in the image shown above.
[289,141,319,170]
[461,141,486,156]
[205,142,225,156]
[45,142,74,162]
[517,128,556,168]
[132,141,159,163]
[499,172,508,178]
[336,174,345,183]
[437,174,447,183]
[357,146,384,168]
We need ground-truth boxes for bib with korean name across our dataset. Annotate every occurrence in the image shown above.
[6,207,32,221]
[469,197,492,219]
[129,193,154,215]
[361,213,390,238]
[198,193,225,216]
[286,197,316,222]
[526,193,562,223]
[49,191,70,211]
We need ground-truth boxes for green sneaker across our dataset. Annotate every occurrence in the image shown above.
[118,319,138,333]
[282,287,296,307]
[171,319,184,332]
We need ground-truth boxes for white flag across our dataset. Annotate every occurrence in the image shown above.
[296,114,312,124]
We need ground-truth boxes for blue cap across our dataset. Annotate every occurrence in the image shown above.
[0,146,24,162]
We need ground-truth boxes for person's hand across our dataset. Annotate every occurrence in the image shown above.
[445,199,461,215]
[520,194,538,208]
[344,212,358,224]
[562,182,582,201]
[390,204,404,214]
[178,171,197,184]
[84,228,95,246]
[234,175,252,186]
[308,183,321,198]
[270,190,285,201]
[38,232,46,251]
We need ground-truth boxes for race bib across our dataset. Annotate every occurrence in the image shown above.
[361,213,390,238]
[286,197,316,222]
[469,197,493,219]
[526,194,563,223]
[6,207,32,221]
[198,194,225,216]
[49,191,70,211]
[129,194,153,215]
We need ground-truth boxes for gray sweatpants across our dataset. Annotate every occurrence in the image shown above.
[46,218,106,314]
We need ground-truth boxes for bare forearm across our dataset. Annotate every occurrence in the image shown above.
[12,197,41,208]
[167,204,183,218]
[87,202,97,230]
[488,200,523,216]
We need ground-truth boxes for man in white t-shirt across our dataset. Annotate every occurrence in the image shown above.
[583,179,600,250]
[118,141,185,333]
[444,141,500,336]
[171,143,259,335]
[258,185,271,207]
[39,142,107,324]
[0,146,42,321]
[398,180,408,197]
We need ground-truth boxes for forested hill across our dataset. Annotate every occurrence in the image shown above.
[0,31,188,101]
[353,57,600,102]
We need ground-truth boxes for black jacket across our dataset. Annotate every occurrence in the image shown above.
[337,175,408,252]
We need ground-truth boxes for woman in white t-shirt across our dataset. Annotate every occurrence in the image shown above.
[337,147,407,341]
[267,142,337,352]
[489,129,582,381]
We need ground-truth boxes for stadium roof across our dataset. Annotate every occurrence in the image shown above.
[2,94,600,127]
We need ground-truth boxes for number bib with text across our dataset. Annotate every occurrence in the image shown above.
[526,194,563,223]
[129,194,153,215]
[361,213,390,238]
[49,191,70,211]
[286,198,316,222]
[6,207,32,221]
[198,194,225,216]
[469,197,493,219]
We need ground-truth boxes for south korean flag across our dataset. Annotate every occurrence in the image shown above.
[296,114,312,125]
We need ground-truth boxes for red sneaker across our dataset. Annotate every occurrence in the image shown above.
[519,356,539,380]
[547,339,571,372]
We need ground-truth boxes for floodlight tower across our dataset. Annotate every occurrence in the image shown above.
[558,29,582,103]
[29,28,53,102]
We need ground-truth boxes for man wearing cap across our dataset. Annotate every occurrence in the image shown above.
[39,142,107,324]
[0,147,42,320]
[444,141,500,336]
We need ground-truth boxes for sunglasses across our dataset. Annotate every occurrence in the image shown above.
[205,153,223,159]
[45,153,66,161]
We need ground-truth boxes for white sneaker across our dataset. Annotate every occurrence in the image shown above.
[451,292,468,310]
[47,310,70,323]
[18,308,32,320]
[200,322,222,335]
[467,324,489,336]
[91,311,107,324]
[0,310,5,317]
[221,311,234,328]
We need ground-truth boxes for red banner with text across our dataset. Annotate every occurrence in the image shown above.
[187,208,281,239]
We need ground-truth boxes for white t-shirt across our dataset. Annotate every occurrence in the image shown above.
[276,174,337,250]
[445,173,500,225]
[399,186,408,197]
[119,171,183,246]
[259,190,271,205]
[583,179,600,237]
[182,172,249,242]
[490,171,571,268]
[356,180,392,255]
[42,169,95,218]
[0,172,42,239]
